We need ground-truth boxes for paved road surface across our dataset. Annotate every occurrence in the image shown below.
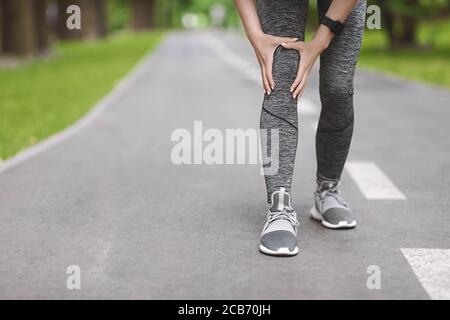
[0,30,449,299]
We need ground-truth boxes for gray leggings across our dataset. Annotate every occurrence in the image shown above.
[258,0,366,202]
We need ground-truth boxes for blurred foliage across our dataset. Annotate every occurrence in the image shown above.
[370,0,450,18]
[370,0,450,48]
[76,0,450,46]
[173,0,240,28]
[107,0,131,31]
[108,0,236,30]
[359,18,450,88]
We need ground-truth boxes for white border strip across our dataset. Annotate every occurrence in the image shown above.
[0,45,161,176]
[345,161,406,200]
[401,248,450,300]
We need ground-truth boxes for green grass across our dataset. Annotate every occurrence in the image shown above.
[0,31,163,161]
[359,19,450,88]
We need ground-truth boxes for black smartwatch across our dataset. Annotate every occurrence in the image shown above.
[320,16,344,35]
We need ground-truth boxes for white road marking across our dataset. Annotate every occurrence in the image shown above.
[298,99,319,115]
[345,161,406,200]
[310,120,318,132]
[401,248,450,300]
[202,33,261,84]
[0,44,160,176]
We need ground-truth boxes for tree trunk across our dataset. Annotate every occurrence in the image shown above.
[131,0,155,31]
[57,0,107,40]
[93,0,107,38]
[399,15,417,48]
[378,0,419,50]
[57,0,82,40]
[382,11,396,49]
[81,0,107,40]
[0,0,3,54]
[33,0,49,54]
[0,0,35,56]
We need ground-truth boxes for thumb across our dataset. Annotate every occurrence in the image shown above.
[277,36,298,44]
[280,41,296,49]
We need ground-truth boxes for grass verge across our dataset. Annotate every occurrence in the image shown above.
[0,31,164,161]
[359,20,450,88]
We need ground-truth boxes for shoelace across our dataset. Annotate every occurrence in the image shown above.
[265,209,299,230]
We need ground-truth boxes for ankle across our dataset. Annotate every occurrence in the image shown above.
[269,187,292,211]
[316,175,340,192]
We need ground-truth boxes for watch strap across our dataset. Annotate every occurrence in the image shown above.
[321,16,344,35]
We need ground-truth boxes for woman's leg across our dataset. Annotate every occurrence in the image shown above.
[311,0,366,229]
[257,0,308,256]
[257,0,309,202]
[315,0,366,183]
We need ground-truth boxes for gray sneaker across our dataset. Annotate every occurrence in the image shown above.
[260,187,299,256]
[310,180,356,229]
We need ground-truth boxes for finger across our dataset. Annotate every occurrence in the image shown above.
[293,75,307,98]
[290,65,306,93]
[275,36,298,45]
[299,69,313,96]
[280,42,296,50]
[255,51,263,67]
[265,54,275,90]
[280,40,305,50]
[255,52,270,94]
[293,72,309,99]
[260,64,271,95]
[258,53,271,94]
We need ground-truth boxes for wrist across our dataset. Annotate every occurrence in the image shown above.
[312,25,334,51]
[247,29,264,44]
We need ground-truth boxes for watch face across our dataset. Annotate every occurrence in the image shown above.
[334,21,344,34]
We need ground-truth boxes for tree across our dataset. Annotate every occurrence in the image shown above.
[377,0,419,49]
[57,0,107,40]
[84,0,107,39]
[94,0,108,37]
[33,0,49,55]
[57,0,81,40]
[0,0,3,54]
[131,0,156,31]
[374,0,450,50]
[0,0,35,56]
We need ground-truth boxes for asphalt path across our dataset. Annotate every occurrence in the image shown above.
[0,30,449,299]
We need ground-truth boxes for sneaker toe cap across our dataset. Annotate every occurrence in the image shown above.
[323,207,355,225]
[260,230,297,251]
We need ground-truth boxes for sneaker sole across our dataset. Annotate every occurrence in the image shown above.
[259,244,299,257]
[310,206,357,229]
